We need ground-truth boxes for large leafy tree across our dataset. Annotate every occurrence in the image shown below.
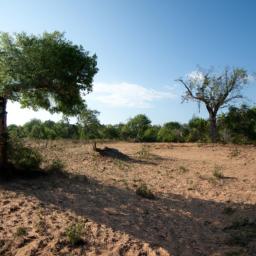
[219,105,256,143]
[177,68,248,142]
[0,31,98,169]
[121,114,151,142]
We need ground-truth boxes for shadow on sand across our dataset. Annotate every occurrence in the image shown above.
[95,146,164,165]
[0,169,255,255]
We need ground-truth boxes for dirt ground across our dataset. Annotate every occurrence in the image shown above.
[0,141,256,256]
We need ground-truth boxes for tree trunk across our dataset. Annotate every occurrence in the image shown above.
[209,115,217,143]
[0,97,8,169]
[92,141,97,151]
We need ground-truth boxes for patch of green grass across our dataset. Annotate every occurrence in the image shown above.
[65,223,84,246]
[213,165,225,179]
[15,227,28,237]
[136,183,155,200]
[48,159,65,172]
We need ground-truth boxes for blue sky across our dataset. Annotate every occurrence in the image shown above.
[1,0,256,125]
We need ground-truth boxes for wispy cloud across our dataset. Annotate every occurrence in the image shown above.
[187,70,204,81]
[187,69,256,84]
[88,82,176,108]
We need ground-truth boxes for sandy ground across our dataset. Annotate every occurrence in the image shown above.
[0,141,256,256]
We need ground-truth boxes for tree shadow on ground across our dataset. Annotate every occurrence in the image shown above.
[0,170,255,256]
[95,146,164,165]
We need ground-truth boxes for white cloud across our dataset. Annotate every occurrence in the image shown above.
[87,82,176,108]
[247,74,255,83]
[187,70,204,81]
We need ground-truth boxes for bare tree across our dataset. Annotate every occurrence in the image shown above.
[177,67,248,142]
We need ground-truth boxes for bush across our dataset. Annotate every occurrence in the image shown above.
[7,136,42,170]
[136,183,155,199]
[157,122,185,142]
[136,145,151,159]
[65,223,84,246]
[213,166,224,179]
[15,227,28,237]
[48,159,65,172]
[142,127,159,142]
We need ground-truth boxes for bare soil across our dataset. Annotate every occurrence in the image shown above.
[0,141,256,256]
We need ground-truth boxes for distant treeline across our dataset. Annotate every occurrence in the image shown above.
[8,105,256,144]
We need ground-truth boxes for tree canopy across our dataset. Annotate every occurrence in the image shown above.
[0,31,98,168]
[0,31,98,115]
[177,67,248,142]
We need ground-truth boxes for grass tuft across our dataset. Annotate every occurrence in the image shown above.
[65,223,84,246]
[136,183,155,199]
[15,227,28,237]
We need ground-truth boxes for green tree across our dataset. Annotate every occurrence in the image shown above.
[157,122,184,142]
[0,31,98,169]
[122,114,151,142]
[142,125,160,142]
[177,68,248,142]
[219,105,256,143]
[187,117,209,142]
[101,124,120,140]
[78,108,101,150]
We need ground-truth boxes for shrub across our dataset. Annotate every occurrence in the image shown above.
[7,136,42,170]
[65,223,84,246]
[213,166,224,179]
[15,227,28,237]
[157,123,184,142]
[136,145,151,159]
[48,159,65,172]
[136,184,155,199]
[142,127,159,142]
[179,165,189,173]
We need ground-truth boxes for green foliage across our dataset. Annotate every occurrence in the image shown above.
[142,126,160,142]
[136,183,155,199]
[213,165,224,179]
[78,108,101,140]
[0,31,98,115]
[48,159,65,172]
[122,114,151,141]
[8,136,42,170]
[219,105,256,144]
[101,124,120,140]
[65,223,84,246]
[6,105,256,144]
[157,122,184,142]
[186,117,209,142]
[178,67,248,142]
[15,227,28,237]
